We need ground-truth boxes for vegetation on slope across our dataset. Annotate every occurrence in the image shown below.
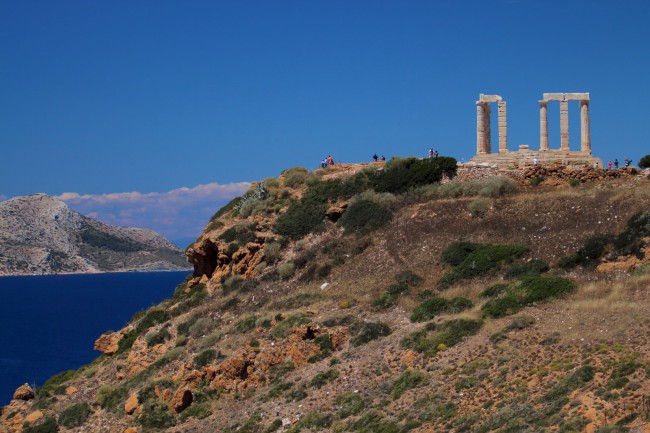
[5,161,650,433]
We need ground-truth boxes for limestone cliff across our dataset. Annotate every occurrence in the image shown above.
[0,194,190,275]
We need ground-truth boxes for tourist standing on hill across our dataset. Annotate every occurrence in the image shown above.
[625,158,631,167]
[321,158,327,169]
[428,148,434,158]
[381,155,386,161]
[533,156,539,166]
[614,159,619,169]
[608,161,612,170]
[327,155,334,166]
[373,153,378,162]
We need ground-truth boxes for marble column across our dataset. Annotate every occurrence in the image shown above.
[560,100,569,150]
[539,101,549,151]
[498,101,507,153]
[485,104,491,154]
[580,100,591,152]
[476,102,486,154]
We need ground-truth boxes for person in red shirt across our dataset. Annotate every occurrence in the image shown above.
[327,155,334,166]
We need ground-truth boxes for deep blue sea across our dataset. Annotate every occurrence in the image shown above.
[0,271,190,405]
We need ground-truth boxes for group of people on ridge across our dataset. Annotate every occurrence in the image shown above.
[320,155,335,169]
[372,153,386,162]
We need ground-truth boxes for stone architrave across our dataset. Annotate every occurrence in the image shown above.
[560,100,569,150]
[580,100,591,152]
[498,101,507,153]
[539,101,549,151]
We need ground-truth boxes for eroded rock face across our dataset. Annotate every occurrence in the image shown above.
[171,388,193,413]
[94,331,123,355]
[124,393,139,415]
[13,384,34,401]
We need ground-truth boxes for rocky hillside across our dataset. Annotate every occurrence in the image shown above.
[2,160,650,433]
[0,194,189,275]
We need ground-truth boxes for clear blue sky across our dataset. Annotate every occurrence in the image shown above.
[1,1,649,244]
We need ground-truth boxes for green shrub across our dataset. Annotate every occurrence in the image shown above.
[219,223,257,245]
[146,327,171,347]
[345,410,403,433]
[505,315,536,330]
[97,385,128,413]
[638,154,650,168]
[235,315,258,333]
[339,199,393,234]
[336,392,367,419]
[438,244,529,289]
[194,349,217,368]
[189,317,216,338]
[370,156,457,193]
[440,241,480,266]
[468,197,490,218]
[210,196,241,221]
[60,403,92,428]
[481,276,575,319]
[541,365,595,402]
[478,176,519,197]
[277,262,296,279]
[401,319,483,356]
[290,412,334,431]
[504,259,549,278]
[302,174,369,203]
[391,370,428,399]
[479,283,508,298]
[23,417,59,433]
[310,369,339,389]
[569,178,581,187]
[271,314,311,339]
[273,200,327,240]
[263,242,282,263]
[395,270,423,288]
[179,402,212,421]
[410,297,449,322]
[139,400,176,429]
[282,167,308,187]
[482,295,522,318]
[519,275,576,303]
[136,309,171,333]
[350,322,391,346]
[529,176,544,185]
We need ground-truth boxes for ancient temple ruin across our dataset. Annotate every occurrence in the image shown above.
[470,92,602,167]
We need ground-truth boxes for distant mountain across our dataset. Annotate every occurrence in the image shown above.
[0,194,190,275]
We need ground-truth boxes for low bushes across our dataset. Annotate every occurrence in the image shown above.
[438,243,528,289]
[481,275,576,318]
[401,319,483,356]
[194,349,218,368]
[273,199,327,240]
[410,297,473,322]
[369,156,457,193]
[282,166,308,187]
[58,403,91,428]
[219,223,257,245]
[391,370,429,399]
[339,199,393,234]
[350,321,391,346]
[504,259,549,278]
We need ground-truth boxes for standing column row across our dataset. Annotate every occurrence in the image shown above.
[476,102,492,154]
[560,100,570,150]
[537,98,591,153]
[539,101,549,151]
[497,101,507,153]
[580,100,591,152]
